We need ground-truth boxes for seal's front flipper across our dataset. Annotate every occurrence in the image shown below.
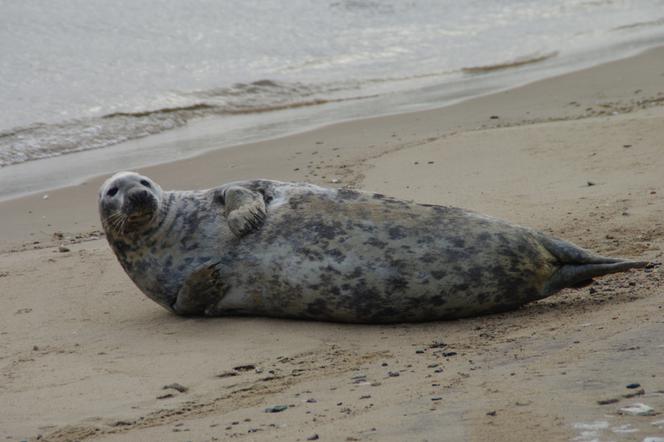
[172,263,226,316]
[223,186,267,237]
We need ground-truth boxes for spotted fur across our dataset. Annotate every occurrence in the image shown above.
[99,172,646,323]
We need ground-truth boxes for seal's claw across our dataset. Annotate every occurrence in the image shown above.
[227,204,266,237]
[223,186,267,237]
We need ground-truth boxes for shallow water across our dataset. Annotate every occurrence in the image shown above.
[1,0,664,186]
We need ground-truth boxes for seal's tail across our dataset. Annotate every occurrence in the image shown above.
[538,235,649,295]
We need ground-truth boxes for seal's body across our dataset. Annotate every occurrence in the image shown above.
[99,172,646,323]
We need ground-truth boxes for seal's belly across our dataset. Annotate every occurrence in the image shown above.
[213,194,556,323]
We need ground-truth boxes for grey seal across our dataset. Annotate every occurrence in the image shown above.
[98,171,647,323]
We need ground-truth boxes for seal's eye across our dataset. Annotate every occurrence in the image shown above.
[106,187,119,197]
[140,180,151,188]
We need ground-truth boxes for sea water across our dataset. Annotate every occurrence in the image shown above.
[1,0,664,197]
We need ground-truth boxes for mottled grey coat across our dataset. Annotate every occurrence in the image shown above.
[99,172,646,323]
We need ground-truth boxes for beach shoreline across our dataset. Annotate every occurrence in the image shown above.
[3,38,664,204]
[5,0,664,176]
[2,45,664,250]
[1,45,664,441]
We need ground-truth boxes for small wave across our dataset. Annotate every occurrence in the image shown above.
[612,17,664,32]
[0,112,192,168]
[461,51,558,74]
[102,103,216,119]
[330,0,395,13]
[0,80,374,168]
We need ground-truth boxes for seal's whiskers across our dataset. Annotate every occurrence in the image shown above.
[107,210,128,234]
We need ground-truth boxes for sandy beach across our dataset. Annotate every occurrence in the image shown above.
[2,46,664,441]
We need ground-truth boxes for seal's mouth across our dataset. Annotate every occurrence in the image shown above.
[104,211,155,235]
[127,212,155,223]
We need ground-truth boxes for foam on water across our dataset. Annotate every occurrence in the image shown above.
[0,80,373,166]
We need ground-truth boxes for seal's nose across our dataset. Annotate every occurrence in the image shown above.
[135,189,150,199]
[127,188,153,210]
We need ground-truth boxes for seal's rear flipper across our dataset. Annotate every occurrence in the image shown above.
[545,259,648,295]
[538,234,649,295]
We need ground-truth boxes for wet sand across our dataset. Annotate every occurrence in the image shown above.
[1,47,664,441]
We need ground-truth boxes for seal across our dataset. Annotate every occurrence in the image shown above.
[99,171,647,323]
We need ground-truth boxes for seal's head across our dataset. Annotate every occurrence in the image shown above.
[98,171,163,237]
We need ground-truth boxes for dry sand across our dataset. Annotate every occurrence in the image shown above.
[1,47,664,442]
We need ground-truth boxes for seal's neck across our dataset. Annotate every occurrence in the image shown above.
[140,192,177,240]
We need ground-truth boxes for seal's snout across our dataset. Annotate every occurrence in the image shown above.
[128,188,151,205]
[125,187,157,220]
